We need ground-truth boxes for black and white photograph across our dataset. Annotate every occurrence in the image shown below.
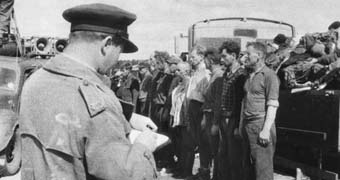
[0,0,340,180]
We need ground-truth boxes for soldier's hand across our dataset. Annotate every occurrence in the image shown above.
[134,130,157,152]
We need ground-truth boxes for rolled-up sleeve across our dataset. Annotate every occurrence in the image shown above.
[265,72,280,108]
[85,113,157,180]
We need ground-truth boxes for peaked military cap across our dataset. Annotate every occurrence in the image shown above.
[63,3,138,53]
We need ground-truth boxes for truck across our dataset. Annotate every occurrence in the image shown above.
[188,17,295,51]
[0,35,63,178]
[188,17,339,180]
[0,55,44,177]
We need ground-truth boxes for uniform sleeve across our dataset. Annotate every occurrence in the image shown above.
[79,83,157,180]
[265,72,280,107]
[85,114,157,180]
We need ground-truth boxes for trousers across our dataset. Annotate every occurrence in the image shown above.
[199,112,218,170]
[244,119,276,180]
[180,100,203,176]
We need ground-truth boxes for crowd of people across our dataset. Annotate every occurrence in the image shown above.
[107,20,340,180]
[1,1,339,180]
[110,38,280,180]
[268,21,340,91]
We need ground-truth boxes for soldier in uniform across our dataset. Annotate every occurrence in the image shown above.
[19,3,158,180]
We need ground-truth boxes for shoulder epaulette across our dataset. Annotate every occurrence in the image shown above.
[78,79,106,117]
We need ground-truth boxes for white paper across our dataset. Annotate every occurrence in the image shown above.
[129,129,170,150]
[129,113,158,131]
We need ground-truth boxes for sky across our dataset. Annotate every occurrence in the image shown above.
[14,0,340,60]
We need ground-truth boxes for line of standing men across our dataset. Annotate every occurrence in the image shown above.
[11,2,280,180]
[145,40,280,180]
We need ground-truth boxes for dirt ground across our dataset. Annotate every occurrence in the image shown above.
[0,171,295,180]
[1,155,295,180]
[156,155,295,180]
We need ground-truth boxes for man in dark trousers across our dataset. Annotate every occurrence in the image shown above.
[194,48,224,180]
[147,51,169,123]
[209,41,248,180]
[242,42,280,180]
[180,45,210,179]
[19,3,158,180]
[151,54,179,170]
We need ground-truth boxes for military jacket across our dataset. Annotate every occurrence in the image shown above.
[19,55,157,180]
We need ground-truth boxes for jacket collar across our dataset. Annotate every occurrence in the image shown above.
[254,64,266,75]
[211,66,223,76]
[43,54,106,85]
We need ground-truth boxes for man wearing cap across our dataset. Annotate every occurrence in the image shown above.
[155,55,182,170]
[116,62,140,112]
[265,34,292,71]
[151,53,179,170]
[19,3,158,180]
[147,51,170,120]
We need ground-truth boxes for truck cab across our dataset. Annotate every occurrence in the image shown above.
[188,17,295,51]
[0,56,44,177]
[0,56,43,113]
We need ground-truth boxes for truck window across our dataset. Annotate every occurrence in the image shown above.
[234,29,257,38]
[189,18,294,51]
[0,68,16,91]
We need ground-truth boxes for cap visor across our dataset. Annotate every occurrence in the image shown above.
[121,37,138,53]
